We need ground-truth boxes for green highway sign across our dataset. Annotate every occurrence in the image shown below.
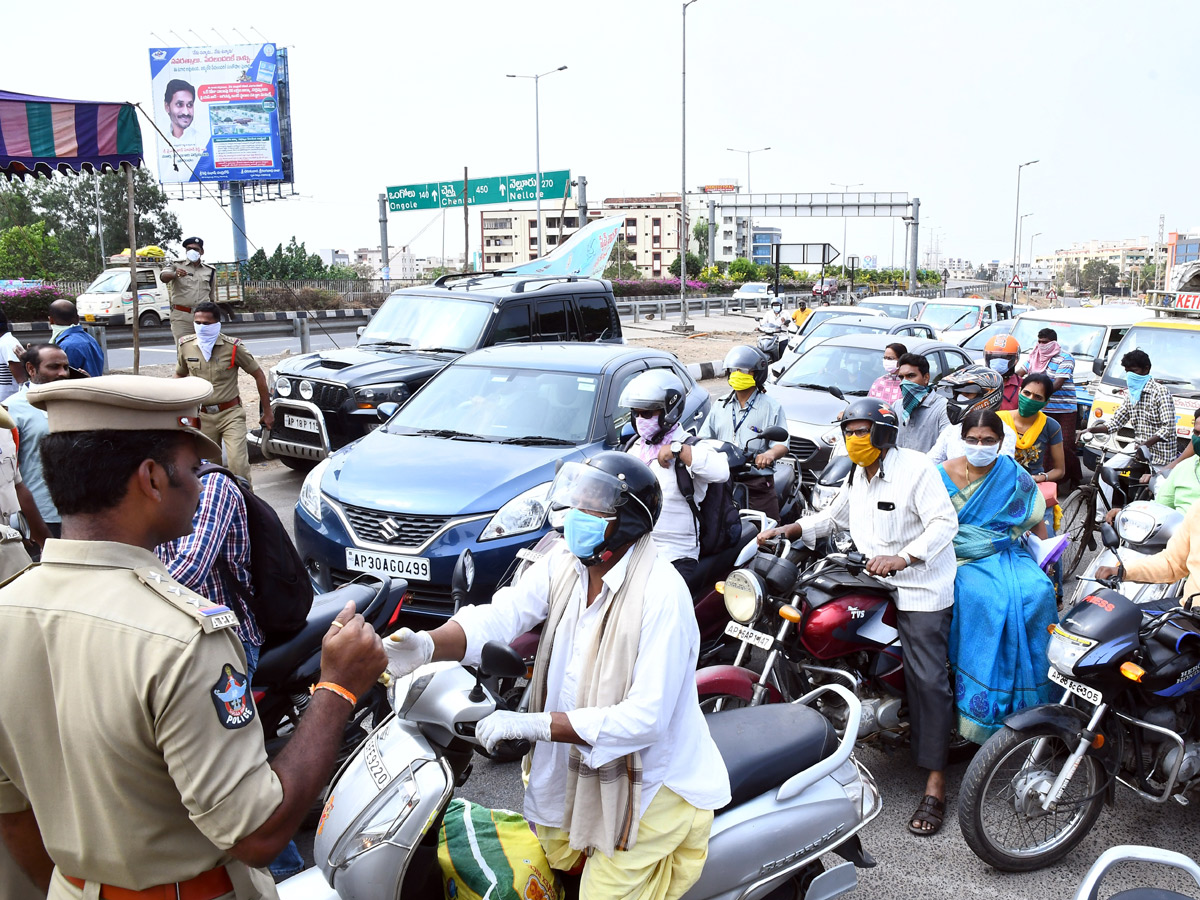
[387,169,570,212]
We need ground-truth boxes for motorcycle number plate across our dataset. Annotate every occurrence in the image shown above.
[1047,666,1103,706]
[284,413,320,434]
[346,548,431,581]
[725,620,774,650]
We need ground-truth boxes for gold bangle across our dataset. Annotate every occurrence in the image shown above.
[310,681,357,707]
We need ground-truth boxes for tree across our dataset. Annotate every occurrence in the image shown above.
[242,236,330,280]
[326,264,359,280]
[669,251,702,278]
[603,235,640,280]
[727,258,757,282]
[1080,259,1119,294]
[692,218,709,263]
[0,222,60,279]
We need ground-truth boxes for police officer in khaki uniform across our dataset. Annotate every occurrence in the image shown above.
[177,302,274,486]
[0,374,387,900]
[161,235,218,344]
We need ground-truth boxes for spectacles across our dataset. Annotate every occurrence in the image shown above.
[631,409,658,419]
[962,437,1000,447]
[728,366,755,375]
[843,426,872,438]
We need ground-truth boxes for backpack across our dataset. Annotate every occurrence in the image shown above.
[196,463,313,643]
[675,436,742,555]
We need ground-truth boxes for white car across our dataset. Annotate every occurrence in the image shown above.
[731,282,778,307]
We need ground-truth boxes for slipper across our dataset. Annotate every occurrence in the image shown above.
[907,794,945,836]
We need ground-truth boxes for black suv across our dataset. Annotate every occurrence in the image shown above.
[253,273,623,468]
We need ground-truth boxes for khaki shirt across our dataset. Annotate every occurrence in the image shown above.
[166,259,218,310]
[177,334,261,406]
[0,540,284,890]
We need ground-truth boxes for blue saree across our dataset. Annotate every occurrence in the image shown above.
[939,455,1059,744]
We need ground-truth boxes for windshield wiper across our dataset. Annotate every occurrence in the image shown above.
[414,428,486,441]
[1156,376,1190,385]
[415,346,466,354]
[843,389,869,396]
[500,435,577,446]
[785,382,846,399]
[360,339,411,348]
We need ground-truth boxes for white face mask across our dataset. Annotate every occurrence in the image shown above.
[194,322,221,360]
[988,358,1011,374]
[882,358,898,373]
[964,442,1001,467]
[186,249,201,263]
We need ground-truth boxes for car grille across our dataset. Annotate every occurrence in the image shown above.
[330,568,454,614]
[789,436,819,459]
[283,379,349,409]
[341,505,452,548]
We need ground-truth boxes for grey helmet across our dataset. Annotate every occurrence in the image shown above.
[722,345,770,389]
[618,368,686,443]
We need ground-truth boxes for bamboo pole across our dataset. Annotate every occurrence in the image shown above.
[124,162,139,374]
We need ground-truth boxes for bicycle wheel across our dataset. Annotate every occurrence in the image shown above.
[1058,486,1096,578]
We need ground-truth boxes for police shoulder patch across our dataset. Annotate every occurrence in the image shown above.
[134,566,238,634]
[211,663,255,729]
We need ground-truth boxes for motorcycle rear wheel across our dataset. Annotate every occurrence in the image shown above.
[958,724,1104,872]
[698,691,754,713]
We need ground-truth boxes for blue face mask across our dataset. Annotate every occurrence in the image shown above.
[562,508,611,560]
[1125,371,1151,404]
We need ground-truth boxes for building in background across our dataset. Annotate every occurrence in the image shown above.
[750,226,781,267]
[317,249,351,268]
[480,201,583,270]
[1034,237,1155,279]
[1166,230,1200,289]
[354,246,419,279]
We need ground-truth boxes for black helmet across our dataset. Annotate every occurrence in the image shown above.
[838,397,899,450]
[547,453,662,566]
[936,364,1005,425]
[722,345,770,389]
[618,369,686,443]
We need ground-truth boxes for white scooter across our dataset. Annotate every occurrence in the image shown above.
[279,645,882,900]
[1069,499,1187,607]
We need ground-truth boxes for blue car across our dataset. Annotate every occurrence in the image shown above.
[294,342,711,624]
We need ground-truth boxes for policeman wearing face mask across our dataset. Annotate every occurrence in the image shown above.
[160,236,218,344]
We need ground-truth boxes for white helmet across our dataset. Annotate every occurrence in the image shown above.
[618,368,686,442]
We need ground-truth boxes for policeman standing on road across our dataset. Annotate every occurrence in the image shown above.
[0,374,387,900]
[177,302,274,486]
[161,235,218,344]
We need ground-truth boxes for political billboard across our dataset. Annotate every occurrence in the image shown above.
[148,43,284,184]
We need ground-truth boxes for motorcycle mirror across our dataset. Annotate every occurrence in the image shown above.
[758,425,790,444]
[1100,522,1120,550]
[827,385,845,401]
[480,641,527,680]
[376,401,399,423]
[451,550,475,612]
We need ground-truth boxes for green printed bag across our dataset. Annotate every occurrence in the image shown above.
[437,798,563,900]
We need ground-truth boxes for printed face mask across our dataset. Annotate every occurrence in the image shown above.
[635,415,661,442]
[562,508,610,559]
[964,442,1000,467]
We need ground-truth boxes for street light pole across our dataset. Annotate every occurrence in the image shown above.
[728,146,769,269]
[507,66,568,264]
[679,0,701,330]
[1011,159,1038,300]
[1029,231,1042,292]
[1016,212,1033,287]
[727,146,770,194]
[832,181,862,299]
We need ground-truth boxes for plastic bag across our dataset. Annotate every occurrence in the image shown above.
[438,799,562,900]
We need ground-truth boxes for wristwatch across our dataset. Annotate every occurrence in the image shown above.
[670,440,683,457]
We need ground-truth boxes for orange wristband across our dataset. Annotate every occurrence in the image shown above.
[310,681,357,707]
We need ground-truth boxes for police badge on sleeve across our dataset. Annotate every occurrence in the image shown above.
[211,664,255,729]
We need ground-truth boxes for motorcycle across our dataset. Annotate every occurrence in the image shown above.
[1069,499,1187,607]
[957,523,1200,872]
[755,320,788,364]
[1073,845,1200,900]
[278,640,883,900]
[255,574,407,769]
[718,425,804,526]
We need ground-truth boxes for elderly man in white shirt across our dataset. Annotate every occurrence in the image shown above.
[385,452,730,899]
[760,397,958,838]
[619,368,729,589]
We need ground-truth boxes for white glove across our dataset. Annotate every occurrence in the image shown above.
[474,710,552,753]
[385,628,434,679]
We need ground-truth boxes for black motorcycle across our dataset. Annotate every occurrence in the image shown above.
[958,524,1200,871]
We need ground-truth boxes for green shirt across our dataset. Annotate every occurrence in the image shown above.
[1159,457,1200,513]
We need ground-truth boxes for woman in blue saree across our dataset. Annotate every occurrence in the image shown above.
[938,409,1059,744]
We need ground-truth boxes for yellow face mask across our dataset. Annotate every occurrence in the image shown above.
[728,372,757,391]
[844,433,881,467]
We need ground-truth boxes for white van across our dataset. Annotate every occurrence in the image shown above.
[1011,305,1151,423]
[75,257,171,328]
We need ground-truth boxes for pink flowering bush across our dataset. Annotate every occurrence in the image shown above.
[0,285,69,322]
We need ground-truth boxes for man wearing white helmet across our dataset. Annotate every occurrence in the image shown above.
[620,369,729,587]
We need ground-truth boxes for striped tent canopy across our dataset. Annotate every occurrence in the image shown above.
[0,90,142,179]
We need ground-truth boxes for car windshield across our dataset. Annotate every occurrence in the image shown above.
[918,303,981,330]
[1011,318,1106,359]
[799,308,854,334]
[859,302,908,318]
[388,365,598,442]
[962,320,1014,351]
[796,321,884,355]
[359,294,492,351]
[740,283,769,293]
[1101,326,1200,390]
[84,270,129,294]
[777,344,881,396]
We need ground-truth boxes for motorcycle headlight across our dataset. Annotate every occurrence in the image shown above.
[1116,508,1155,545]
[354,383,411,410]
[299,458,332,520]
[480,482,553,541]
[723,569,764,625]
[1046,625,1097,676]
[328,765,422,867]
[275,374,293,397]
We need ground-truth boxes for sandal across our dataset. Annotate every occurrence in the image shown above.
[907,794,945,836]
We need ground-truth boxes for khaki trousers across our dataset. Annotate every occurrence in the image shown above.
[169,307,194,344]
[200,403,251,485]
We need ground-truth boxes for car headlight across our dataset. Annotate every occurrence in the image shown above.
[298,380,314,401]
[723,569,764,624]
[819,426,842,448]
[298,458,331,520]
[275,374,293,397]
[479,482,552,541]
[353,383,411,409]
[1046,625,1096,676]
[329,766,422,867]
[812,483,840,511]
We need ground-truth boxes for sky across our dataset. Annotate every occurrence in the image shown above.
[10,0,1200,270]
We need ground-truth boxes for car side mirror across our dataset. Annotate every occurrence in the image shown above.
[1092,357,1105,377]
[356,326,366,339]
[377,401,399,422]
[1100,522,1120,551]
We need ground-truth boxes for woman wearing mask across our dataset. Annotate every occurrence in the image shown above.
[868,342,907,406]
[996,373,1065,487]
[938,409,1058,743]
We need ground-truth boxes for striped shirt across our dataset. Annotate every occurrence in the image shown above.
[795,447,958,611]
[1030,351,1077,413]
[1106,378,1178,467]
[156,470,263,647]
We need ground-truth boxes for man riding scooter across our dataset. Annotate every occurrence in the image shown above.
[384,452,730,899]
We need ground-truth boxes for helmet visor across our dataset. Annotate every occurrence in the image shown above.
[548,461,628,518]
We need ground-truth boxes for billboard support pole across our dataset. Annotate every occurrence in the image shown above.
[378,194,389,285]
[909,197,920,293]
[463,167,470,273]
[124,162,139,375]
[229,183,248,264]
